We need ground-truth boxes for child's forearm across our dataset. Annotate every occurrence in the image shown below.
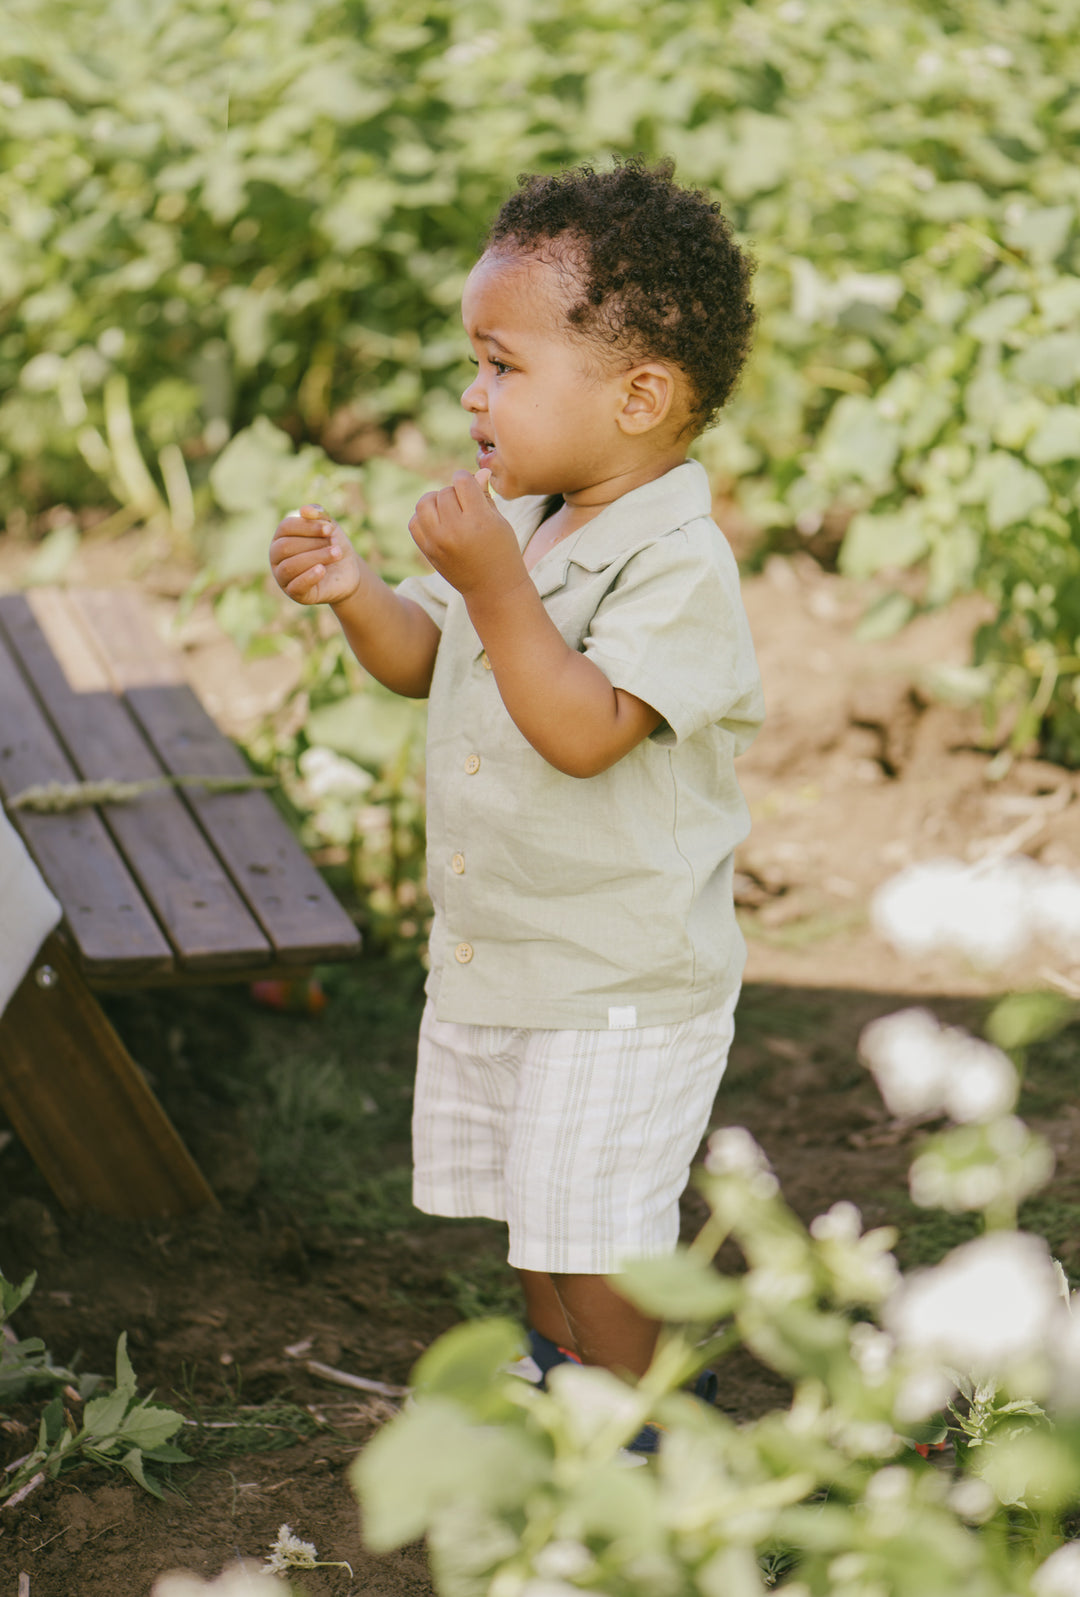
[464,581,661,777]
[331,572,441,698]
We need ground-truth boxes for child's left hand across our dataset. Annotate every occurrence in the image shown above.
[409,470,525,600]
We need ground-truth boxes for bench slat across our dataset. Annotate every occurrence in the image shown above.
[71,590,361,965]
[0,620,173,978]
[0,593,272,972]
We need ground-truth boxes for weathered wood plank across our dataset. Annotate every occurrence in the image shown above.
[0,617,173,979]
[2,592,272,972]
[0,934,216,1217]
[70,591,361,965]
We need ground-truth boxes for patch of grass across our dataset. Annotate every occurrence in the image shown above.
[882,1190,1080,1285]
[443,1257,524,1323]
[103,952,428,1233]
[1018,1018,1080,1117]
[180,1400,325,1461]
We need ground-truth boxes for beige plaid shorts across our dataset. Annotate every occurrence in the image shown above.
[411,991,739,1274]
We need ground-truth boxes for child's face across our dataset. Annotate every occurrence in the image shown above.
[460,249,632,501]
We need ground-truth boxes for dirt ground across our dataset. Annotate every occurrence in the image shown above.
[3,533,1080,1597]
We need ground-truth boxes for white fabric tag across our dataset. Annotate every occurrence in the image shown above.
[608,1005,638,1030]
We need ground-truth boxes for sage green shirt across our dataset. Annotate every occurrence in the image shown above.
[397,459,764,1030]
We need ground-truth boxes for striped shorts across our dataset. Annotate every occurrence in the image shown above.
[411,991,739,1274]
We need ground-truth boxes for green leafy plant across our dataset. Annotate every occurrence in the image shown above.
[3,1326,190,1504]
[351,990,1080,1597]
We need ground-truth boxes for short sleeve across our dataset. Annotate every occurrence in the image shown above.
[582,521,764,749]
[394,570,456,632]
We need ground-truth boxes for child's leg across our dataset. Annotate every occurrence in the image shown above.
[517,1267,660,1379]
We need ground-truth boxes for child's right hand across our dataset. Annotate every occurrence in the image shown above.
[269,504,364,607]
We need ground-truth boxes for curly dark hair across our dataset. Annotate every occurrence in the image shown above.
[485,157,756,433]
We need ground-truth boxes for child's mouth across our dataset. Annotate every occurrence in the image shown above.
[473,435,495,469]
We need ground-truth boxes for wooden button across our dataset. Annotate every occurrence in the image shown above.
[464,753,481,774]
[454,942,474,964]
[451,852,465,874]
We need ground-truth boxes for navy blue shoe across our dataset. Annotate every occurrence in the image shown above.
[624,1367,719,1456]
[526,1327,583,1389]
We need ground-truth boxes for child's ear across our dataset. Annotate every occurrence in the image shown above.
[616,363,677,435]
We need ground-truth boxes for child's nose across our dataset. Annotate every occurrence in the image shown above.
[461,375,485,411]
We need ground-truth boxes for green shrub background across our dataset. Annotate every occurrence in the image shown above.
[3,0,1080,929]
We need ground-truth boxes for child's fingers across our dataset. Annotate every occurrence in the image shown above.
[273,534,341,566]
[273,547,339,587]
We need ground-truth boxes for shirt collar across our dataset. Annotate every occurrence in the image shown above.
[505,460,713,597]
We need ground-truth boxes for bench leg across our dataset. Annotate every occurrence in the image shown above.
[0,935,217,1218]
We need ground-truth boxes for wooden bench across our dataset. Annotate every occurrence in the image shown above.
[0,587,361,1219]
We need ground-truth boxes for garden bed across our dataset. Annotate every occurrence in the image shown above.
[3,549,1080,1596]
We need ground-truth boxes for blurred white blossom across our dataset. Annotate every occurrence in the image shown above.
[885,1232,1064,1380]
[1033,1542,1080,1597]
[298,745,372,800]
[705,1125,772,1177]
[154,1565,291,1597]
[859,1008,1017,1123]
[872,856,1080,967]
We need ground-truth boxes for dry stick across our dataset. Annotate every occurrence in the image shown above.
[3,1474,45,1510]
[18,1573,30,1597]
[303,1359,409,1398]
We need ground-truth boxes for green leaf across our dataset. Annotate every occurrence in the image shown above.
[982,454,1050,532]
[412,1318,524,1404]
[985,992,1076,1053]
[209,417,295,513]
[114,1331,137,1399]
[966,295,1030,343]
[82,1388,132,1444]
[352,1396,547,1552]
[1012,334,1080,390]
[1002,205,1074,263]
[117,1446,166,1499]
[1026,406,1080,466]
[304,690,425,770]
[0,1269,36,1321]
[118,1401,185,1452]
[854,592,915,642]
[817,396,900,489]
[615,1250,740,1321]
[23,524,80,587]
[840,508,927,580]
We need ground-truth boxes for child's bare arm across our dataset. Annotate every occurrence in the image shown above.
[270,505,440,698]
[409,473,662,777]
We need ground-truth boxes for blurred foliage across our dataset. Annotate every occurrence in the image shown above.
[4,0,1080,916]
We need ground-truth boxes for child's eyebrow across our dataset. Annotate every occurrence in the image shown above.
[472,328,516,356]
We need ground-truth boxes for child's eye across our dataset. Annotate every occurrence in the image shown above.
[491,358,511,376]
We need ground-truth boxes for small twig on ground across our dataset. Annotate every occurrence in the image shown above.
[3,1473,45,1510]
[18,1572,30,1597]
[303,1359,409,1398]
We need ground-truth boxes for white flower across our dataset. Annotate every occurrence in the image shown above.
[705,1125,775,1182]
[298,745,372,800]
[873,855,1080,968]
[940,1033,1017,1123]
[872,858,1036,967]
[1033,1542,1080,1597]
[859,1008,1017,1124]
[264,1526,319,1574]
[859,1008,950,1117]
[810,1201,862,1243]
[153,1564,292,1597]
[885,1232,1064,1379]
[533,1542,595,1580]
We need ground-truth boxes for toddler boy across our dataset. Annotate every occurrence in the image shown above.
[270,158,763,1419]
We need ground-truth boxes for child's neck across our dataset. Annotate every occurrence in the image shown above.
[523,448,688,571]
